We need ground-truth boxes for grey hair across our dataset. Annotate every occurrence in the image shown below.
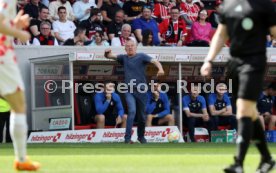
[121,24,131,31]
[40,21,51,28]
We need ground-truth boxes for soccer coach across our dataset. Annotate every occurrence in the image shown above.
[104,39,165,144]
[200,0,276,172]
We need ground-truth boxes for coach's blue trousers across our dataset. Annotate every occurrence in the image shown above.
[124,92,147,141]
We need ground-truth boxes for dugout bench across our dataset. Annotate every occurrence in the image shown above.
[29,47,276,134]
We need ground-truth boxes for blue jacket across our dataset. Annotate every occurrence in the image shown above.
[94,92,124,117]
[146,92,170,118]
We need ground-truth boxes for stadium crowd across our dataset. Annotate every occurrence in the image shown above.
[15,0,276,47]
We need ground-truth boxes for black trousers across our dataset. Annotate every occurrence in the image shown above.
[0,111,11,143]
[212,115,237,130]
[187,117,214,142]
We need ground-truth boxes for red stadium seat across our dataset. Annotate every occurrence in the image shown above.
[184,28,192,45]
[218,125,231,131]
[207,10,215,17]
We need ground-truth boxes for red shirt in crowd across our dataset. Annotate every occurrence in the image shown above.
[179,2,200,23]
[153,2,174,20]
[159,18,187,45]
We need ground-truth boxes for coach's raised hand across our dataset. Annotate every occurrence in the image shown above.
[200,61,212,77]
[104,48,117,60]
[157,69,165,77]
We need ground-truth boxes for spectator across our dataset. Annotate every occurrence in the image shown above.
[140,29,153,46]
[73,0,97,22]
[179,0,200,26]
[17,0,28,12]
[132,6,161,46]
[88,31,110,46]
[107,10,125,41]
[101,0,122,26]
[33,21,59,46]
[75,40,84,45]
[208,0,221,29]
[63,27,86,45]
[41,0,50,7]
[80,8,106,40]
[75,0,103,8]
[29,6,52,40]
[24,0,47,19]
[182,84,213,142]
[0,98,11,143]
[257,83,276,130]
[192,0,204,8]
[188,8,212,47]
[208,83,237,130]
[53,6,76,44]
[111,24,136,46]
[123,0,146,23]
[153,0,175,23]
[49,0,75,21]
[159,7,187,46]
[94,82,127,128]
[146,83,175,126]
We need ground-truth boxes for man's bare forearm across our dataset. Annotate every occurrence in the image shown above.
[151,60,164,71]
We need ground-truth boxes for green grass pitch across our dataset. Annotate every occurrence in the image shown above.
[1,143,276,173]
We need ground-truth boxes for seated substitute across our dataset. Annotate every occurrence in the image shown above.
[208,83,237,130]
[94,82,127,129]
[257,83,276,130]
[183,84,213,142]
[146,83,175,127]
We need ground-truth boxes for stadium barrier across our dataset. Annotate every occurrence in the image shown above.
[27,126,184,143]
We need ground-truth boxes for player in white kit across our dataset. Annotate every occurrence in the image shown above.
[0,0,40,171]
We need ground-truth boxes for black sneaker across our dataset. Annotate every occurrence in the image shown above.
[137,137,147,144]
[224,164,243,173]
[224,157,243,173]
[256,159,276,173]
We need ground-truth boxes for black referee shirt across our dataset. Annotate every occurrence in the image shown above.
[219,0,276,57]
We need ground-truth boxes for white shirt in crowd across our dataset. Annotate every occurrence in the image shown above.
[49,0,75,21]
[53,20,76,42]
[73,0,97,21]
[111,37,137,46]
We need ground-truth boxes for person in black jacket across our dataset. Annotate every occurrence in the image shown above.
[64,27,86,46]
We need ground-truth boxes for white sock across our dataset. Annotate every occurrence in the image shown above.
[9,112,27,162]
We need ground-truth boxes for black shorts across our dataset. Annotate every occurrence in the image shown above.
[226,55,266,101]
[93,114,117,126]
[152,117,160,126]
